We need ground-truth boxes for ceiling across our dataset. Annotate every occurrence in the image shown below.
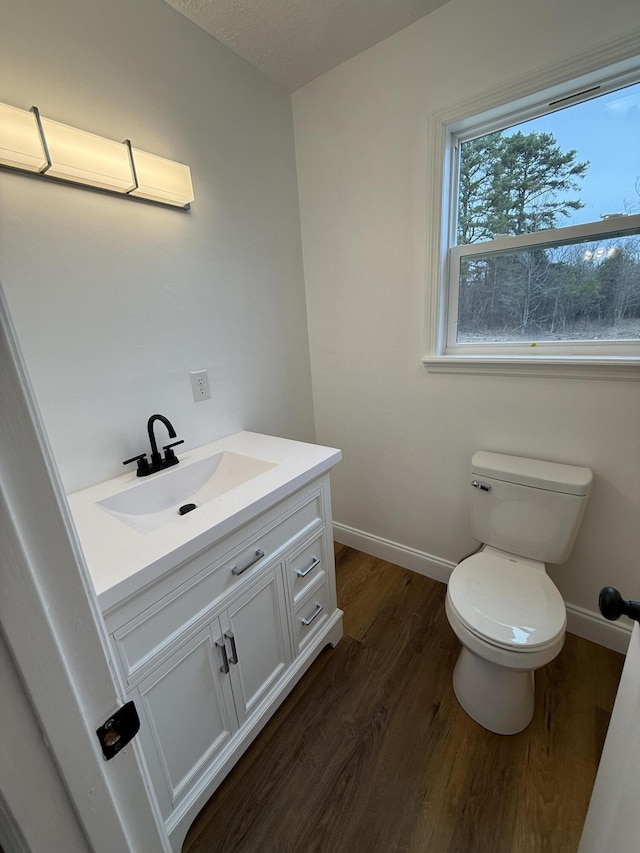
[162,0,451,91]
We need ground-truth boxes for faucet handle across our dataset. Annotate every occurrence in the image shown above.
[123,453,150,476]
[163,440,184,464]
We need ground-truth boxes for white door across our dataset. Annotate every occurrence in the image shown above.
[579,623,640,852]
[0,282,170,852]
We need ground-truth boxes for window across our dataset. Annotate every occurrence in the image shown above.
[430,55,640,375]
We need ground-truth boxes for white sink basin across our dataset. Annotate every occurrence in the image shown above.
[97,451,276,533]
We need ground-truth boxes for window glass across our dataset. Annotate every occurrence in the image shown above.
[457,234,640,344]
[456,81,640,244]
[449,79,640,350]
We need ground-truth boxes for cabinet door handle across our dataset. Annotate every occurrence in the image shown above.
[296,556,321,578]
[215,637,229,674]
[301,602,323,626]
[224,630,239,665]
[231,548,265,576]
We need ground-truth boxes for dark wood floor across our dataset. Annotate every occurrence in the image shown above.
[183,546,624,853]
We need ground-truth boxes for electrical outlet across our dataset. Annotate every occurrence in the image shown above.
[189,369,211,402]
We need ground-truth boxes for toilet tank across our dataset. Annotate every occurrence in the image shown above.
[470,451,593,564]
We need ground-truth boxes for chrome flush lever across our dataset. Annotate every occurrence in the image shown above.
[471,480,491,492]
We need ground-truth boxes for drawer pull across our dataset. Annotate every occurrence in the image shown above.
[301,602,324,626]
[231,548,265,576]
[215,637,229,674]
[296,556,321,578]
[224,630,239,665]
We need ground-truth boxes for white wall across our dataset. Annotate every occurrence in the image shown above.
[0,0,315,494]
[293,0,640,627]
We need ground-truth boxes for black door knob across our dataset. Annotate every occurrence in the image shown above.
[599,587,640,623]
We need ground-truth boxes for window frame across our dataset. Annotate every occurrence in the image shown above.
[424,42,640,379]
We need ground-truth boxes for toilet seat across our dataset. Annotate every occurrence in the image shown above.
[448,547,566,652]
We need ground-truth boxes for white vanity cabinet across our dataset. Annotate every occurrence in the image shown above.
[131,559,291,821]
[218,563,292,725]
[134,624,239,818]
[100,469,342,852]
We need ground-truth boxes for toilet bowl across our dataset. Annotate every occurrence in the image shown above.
[446,546,566,734]
[446,451,592,735]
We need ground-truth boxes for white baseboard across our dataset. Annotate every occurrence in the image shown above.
[565,603,631,655]
[333,521,456,584]
[333,522,631,655]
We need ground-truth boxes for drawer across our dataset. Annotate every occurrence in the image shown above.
[292,579,330,655]
[288,531,327,606]
[113,487,324,684]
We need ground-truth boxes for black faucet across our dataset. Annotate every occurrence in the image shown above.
[123,414,184,477]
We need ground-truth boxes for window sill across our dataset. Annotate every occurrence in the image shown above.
[422,355,640,381]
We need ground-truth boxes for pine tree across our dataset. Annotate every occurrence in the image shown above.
[457,131,589,243]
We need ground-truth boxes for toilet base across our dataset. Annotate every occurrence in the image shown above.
[452,646,535,735]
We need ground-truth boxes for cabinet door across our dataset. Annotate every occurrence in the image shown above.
[222,563,292,725]
[135,627,238,818]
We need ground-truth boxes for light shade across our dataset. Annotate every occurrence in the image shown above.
[40,117,136,193]
[0,103,48,172]
[129,148,194,208]
[0,101,193,209]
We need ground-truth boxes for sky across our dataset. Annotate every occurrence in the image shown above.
[505,80,640,226]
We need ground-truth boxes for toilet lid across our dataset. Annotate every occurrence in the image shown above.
[448,549,566,651]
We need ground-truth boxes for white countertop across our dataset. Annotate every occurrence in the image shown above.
[67,431,341,611]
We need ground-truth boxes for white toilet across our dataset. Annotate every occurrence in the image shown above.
[445,451,593,735]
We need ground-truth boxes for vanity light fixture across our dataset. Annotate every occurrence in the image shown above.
[127,146,194,208]
[0,101,194,209]
[0,102,48,172]
[39,114,137,193]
